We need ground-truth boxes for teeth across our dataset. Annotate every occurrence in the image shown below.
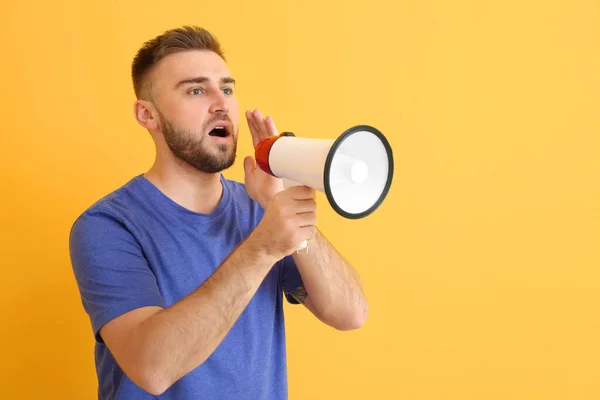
[209,126,228,137]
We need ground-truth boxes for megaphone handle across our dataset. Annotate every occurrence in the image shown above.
[281,178,309,254]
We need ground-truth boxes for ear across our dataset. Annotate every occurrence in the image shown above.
[134,99,160,131]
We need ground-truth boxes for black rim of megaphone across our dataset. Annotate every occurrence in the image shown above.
[323,124,394,220]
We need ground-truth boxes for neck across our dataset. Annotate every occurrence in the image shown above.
[144,152,223,215]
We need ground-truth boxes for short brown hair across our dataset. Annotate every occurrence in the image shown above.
[131,26,225,100]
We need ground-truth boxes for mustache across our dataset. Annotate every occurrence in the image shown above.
[204,113,233,129]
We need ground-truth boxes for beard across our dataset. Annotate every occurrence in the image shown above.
[158,110,237,174]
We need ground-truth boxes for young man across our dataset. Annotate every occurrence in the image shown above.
[69,25,368,399]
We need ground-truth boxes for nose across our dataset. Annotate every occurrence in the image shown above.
[208,90,230,114]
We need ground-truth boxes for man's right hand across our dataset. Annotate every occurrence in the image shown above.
[251,186,318,259]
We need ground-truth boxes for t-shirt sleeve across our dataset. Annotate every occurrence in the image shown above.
[279,255,305,305]
[69,207,166,343]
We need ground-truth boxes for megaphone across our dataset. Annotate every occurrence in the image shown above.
[255,125,394,251]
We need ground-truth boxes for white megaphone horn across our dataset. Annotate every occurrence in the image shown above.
[255,125,394,252]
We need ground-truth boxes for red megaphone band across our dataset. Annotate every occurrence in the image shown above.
[255,132,295,177]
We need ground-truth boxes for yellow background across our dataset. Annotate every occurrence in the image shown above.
[1,0,599,398]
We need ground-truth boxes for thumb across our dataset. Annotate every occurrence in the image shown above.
[244,156,256,179]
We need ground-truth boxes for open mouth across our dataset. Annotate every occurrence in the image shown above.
[208,126,229,138]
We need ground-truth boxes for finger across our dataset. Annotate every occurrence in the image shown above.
[248,110,262,133]
[245,110,256,132]
[253,108,264,124]
[243,156,256,179]
[245,110,261,147]
[243,155,255,172]
[265,116,279,136]
[245,110,256,130]
[292,198,317,214]
[296,212,317,228]
[253,109,270,139]
[286,186,317,200]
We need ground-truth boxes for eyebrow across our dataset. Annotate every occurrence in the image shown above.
[174,76,236,89]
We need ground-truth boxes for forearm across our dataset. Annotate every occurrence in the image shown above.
[134,233,277,392]
[291,229,368,330]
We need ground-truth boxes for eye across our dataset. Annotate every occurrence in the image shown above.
[189,88,205,95]
[222,87,234,95]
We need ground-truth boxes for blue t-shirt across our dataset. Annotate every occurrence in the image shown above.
[69,174,304,400]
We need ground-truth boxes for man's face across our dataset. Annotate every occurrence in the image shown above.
[150,50,240,173]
